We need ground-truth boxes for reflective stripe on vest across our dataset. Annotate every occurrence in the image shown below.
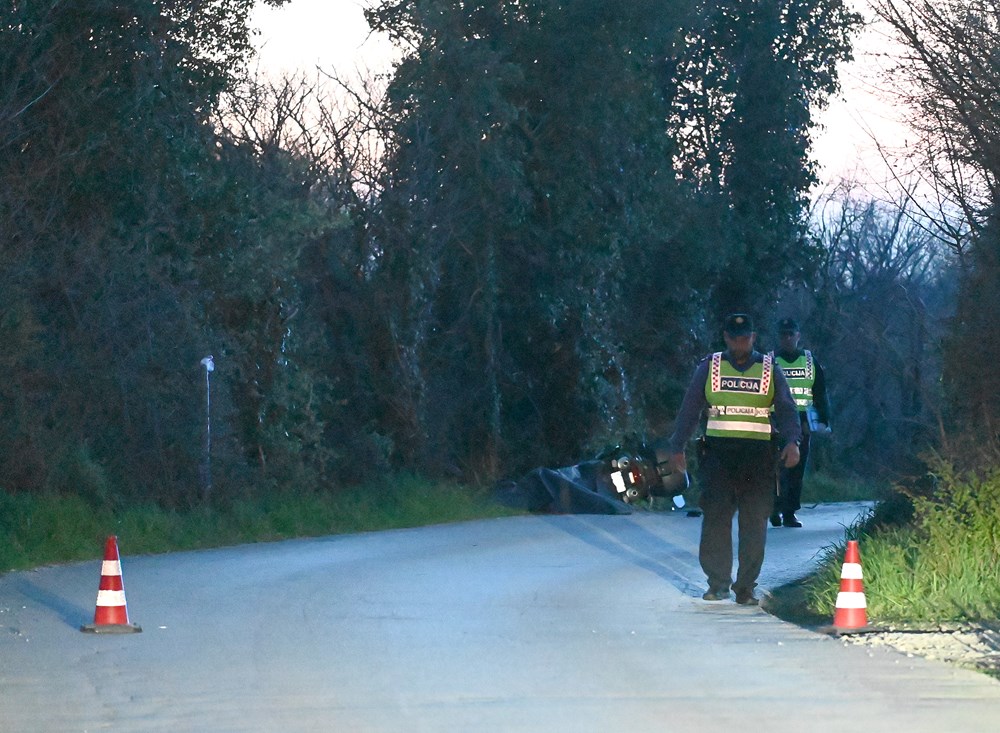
[705,352,775,440]
[772,350,815,412]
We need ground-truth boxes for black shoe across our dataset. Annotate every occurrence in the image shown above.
[769,512,782,527]
[782,513,802,528]
[735,590,759,606]
[702,586,731,601]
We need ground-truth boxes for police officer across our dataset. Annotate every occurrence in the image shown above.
[769,318,832,528]
[665,314,801,605]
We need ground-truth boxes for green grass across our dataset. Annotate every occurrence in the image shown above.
[802,470,881,503]
[679,467,882,511]
[798,462,1000,625]
[0,474,521,574]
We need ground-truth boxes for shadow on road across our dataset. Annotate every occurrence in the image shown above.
[9,577,90,630]
[541,514,705,598]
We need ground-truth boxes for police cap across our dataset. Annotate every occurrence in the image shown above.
[723,313,754,336]
[777,317,799,333]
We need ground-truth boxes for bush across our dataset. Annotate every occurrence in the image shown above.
[803,469,882,503]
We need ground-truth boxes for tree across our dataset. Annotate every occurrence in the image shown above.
[783,188,955,476]
[362,0,859,479]
[219,70,402,484]
[666,0,861,316]
[0,1,356,505]
[871,0,1000,463]
[872,0,1000,246]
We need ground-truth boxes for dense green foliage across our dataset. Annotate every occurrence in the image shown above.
[364,0,859,477]
[0,0,863,507]
[0,0,364,505]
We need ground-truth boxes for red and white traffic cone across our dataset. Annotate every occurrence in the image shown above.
[822,539,875,635]
[80,536,142,634]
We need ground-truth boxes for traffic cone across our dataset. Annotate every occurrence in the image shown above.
[80,536,142,634]
[821,539,875,635]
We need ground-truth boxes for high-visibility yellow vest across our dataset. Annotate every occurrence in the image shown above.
[704,352,775,440]
[772,350,815,413]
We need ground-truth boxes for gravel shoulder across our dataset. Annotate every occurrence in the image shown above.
[764,580,1000,680]
[837,623,1000,679]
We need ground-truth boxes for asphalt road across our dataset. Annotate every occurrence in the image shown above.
[2,502,1000,732]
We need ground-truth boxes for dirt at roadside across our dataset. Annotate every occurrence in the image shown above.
[763,581,1000,680]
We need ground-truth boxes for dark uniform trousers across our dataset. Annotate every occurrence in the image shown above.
[776,419,810,515]
[698,438,776,594]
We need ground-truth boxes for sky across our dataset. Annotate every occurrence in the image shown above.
[250,1,397,80]
[250,0,907,196]
[808,14,912,196]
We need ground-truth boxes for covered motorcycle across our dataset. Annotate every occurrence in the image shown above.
[494,440,689,515]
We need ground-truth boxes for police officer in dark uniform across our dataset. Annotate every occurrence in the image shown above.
[664,314,801,605]
[769,318,832,528]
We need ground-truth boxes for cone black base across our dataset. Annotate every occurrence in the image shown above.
[817,624,878,636]
[81,623,142,634]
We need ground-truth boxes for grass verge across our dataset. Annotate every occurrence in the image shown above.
[773,461,1000,626]
[0,474,521,574]
[817,465,1000,624]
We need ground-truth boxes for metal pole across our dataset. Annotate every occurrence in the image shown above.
[200,355,214,499]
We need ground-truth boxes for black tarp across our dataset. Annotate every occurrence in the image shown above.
[494,461,637,515]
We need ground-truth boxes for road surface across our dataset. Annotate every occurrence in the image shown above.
[2,502,999,732]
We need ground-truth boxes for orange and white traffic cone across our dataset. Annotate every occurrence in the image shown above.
[822,539,875,635]
[80,536,142,634]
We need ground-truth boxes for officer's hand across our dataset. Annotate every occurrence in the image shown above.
[669,452,687,473]
[781,443,800,468]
